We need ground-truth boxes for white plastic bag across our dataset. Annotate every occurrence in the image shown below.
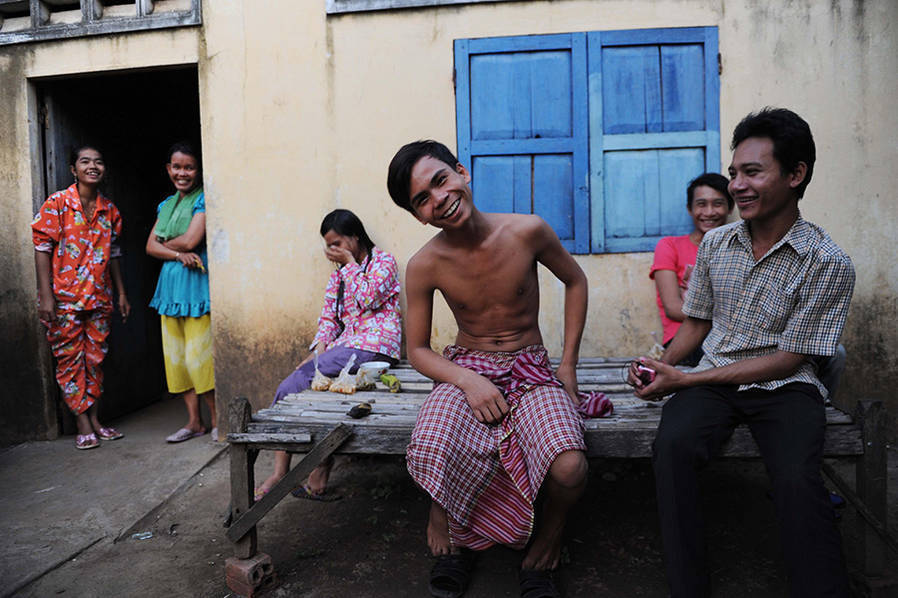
[329,354,358,394]
[310,349,333,391]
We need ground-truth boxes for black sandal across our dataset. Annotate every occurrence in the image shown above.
[429,550,475,598]
[519,569,560,598]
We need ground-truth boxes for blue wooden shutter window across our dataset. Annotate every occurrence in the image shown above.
[455,34,590,253]
[589,27,720,253]
[455,27,720,254]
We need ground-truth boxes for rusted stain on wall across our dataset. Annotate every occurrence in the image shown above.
[837,292,898,442]
[212,311,318,433]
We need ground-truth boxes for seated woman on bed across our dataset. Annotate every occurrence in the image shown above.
[254,209,401,500]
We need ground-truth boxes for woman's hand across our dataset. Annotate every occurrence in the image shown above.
[118,293,131,323]
[38,293,55,328]
[324,245,355,267]
[177,252,203,270]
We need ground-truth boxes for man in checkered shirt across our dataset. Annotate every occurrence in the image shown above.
[629,108,854,598]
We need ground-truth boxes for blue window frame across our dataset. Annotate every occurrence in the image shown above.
[455,27,720,253]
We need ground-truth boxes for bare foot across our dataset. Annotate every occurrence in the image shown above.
[521,523,564,571]
[254,471,283,497]
[305,460,333,495]
[521,450,587,571]
[427,501,452,556]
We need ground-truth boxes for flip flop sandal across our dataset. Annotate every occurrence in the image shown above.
[519,569,560,598]
[290,485,342,502]
[97,427,124,440]
[166,427,206,443]
[429,550,476,598]
[76,433,100,450]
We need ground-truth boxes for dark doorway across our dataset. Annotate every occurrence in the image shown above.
[36,66,202,427]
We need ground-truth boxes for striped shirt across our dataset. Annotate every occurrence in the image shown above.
[683,215,854,397]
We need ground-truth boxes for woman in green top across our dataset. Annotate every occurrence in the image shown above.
[146,142,217,443]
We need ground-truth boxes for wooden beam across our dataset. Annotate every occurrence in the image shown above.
[29,0,48,26]
[228,398,257,558]
[227,432,312,444]
[225,423,353,543]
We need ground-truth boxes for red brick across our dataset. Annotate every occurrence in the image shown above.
[225,552,273,585]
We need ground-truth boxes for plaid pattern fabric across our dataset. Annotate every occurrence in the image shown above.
[406,345,585,551]
[684,215,855,397]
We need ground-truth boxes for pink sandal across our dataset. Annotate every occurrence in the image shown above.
[76,433,100,450]
[97,427,124,440]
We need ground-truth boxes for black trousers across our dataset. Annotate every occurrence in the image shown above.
[652,383,849,598]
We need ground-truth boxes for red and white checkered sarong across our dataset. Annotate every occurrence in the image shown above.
[406,344,586,551]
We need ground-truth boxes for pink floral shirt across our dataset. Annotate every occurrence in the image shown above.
[313,247,402,360]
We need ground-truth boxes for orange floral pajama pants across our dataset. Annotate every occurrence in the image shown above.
[46,309,111,415]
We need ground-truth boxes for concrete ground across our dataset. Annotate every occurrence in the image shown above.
[2,399,896,598]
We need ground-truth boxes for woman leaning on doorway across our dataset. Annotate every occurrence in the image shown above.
[145,141,217,443]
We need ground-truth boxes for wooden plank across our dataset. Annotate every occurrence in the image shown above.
[240,418,862,459]
[227,432,312,444]
[660,44,705,132]
[533,154,574,241]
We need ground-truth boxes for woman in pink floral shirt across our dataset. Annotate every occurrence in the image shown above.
[255,209,401,500]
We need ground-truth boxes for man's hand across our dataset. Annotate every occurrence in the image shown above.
[555,362,581,405]
[628,357,686,402]
[38,293,55,328]
[460,371,509,425]
[118,293,131,323]
[324,245,355,267]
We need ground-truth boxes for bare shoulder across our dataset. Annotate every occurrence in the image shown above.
[490,212,548,241]
[405,235,443,285]
[495,213,557,252]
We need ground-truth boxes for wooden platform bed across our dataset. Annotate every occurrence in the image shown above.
[224,359,892,595]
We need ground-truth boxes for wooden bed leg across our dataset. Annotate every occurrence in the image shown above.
[855,400,886,579]
[229,397,258,559]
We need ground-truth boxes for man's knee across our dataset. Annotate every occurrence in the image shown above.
[549,450,587,488]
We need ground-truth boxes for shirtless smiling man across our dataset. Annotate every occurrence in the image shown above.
[387,140,590,598]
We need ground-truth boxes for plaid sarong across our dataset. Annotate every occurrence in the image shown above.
[406,344,586,551]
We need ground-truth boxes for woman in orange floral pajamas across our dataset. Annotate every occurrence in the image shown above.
[32,145,131,450]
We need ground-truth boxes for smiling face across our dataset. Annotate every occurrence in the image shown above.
[70,148,105,186]
[728,137,804,224]
[688,185,731,234]
[407,155,473,228]
[166,151,200,195]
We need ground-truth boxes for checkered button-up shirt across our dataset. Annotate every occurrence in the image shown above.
[683,214,855,397]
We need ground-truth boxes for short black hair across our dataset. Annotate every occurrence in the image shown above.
[731,107,815,199]
[69,144,103,167]
[167,141,202,170]
[320,209,375,254]
[387,140,460,213]
[687,173,733,210]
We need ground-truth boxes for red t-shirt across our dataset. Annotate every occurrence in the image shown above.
[649,234,699,343]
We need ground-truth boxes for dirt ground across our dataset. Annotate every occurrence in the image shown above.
[13,439,898,598]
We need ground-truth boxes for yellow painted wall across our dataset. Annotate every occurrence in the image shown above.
[2,0,896,437]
